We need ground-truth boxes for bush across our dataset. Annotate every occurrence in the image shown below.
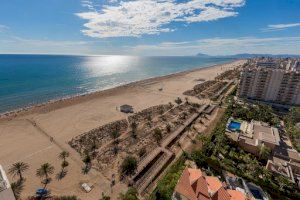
[120,156,137,176]
[175,97,182,105]
[153,128,163,144]
[138,147,146,158]
[192,100,300,199]
[118,187,138,200]
[150,157,185,200]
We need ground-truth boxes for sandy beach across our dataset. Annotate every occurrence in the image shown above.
[0,60,245,199]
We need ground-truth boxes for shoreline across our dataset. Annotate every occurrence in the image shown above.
[0,59,245,199]
[0,59,240,120]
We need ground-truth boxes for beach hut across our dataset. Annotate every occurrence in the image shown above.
[120,104,134,113]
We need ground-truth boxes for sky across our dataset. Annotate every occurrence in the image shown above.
[0,0,300,56]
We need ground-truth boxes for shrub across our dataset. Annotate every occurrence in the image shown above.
[118,187,139,200]
[175,97,182,105]
[120,156,137,176]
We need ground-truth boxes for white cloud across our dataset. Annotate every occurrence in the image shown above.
[262,22,300,32]
[130,36,300,56]
[76,0,245,38]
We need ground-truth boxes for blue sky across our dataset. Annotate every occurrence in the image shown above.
[0,0,300,56]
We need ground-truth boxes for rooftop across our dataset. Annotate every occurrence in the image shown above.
[252,122,280,146]
[174,168,245,200]
[247,58,300,72]
[227,119,280,147]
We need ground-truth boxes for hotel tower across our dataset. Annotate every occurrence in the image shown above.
[238,58,300,106]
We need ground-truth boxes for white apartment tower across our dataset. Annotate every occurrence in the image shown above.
[238,58,300,106]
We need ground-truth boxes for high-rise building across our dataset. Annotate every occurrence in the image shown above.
[0,165,16,200]
[238,58,300,106]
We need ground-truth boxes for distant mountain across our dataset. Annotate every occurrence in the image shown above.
[196,53,300,59]
[195,53,213,58]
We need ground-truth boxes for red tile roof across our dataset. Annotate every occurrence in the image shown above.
[205,176,223,193]
[175,168,198,200]
[227,190,246,200]
[174,168,246,200]
[211,187,231,200]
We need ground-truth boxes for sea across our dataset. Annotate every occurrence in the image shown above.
[0,54,235,114]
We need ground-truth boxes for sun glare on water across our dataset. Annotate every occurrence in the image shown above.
[82,55,137,77]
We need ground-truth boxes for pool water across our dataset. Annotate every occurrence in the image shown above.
[228,121,241,131]
[250,189,264,199]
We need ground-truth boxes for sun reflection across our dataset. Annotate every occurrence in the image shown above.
[82,55,137,77]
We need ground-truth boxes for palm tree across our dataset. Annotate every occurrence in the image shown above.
[259,144,271,161]
[82,153,91,174]
[36,163,55,188]
[10,180,24,200]
[59,151,69,163]
[9,162,29,181]
[58,151,69,179]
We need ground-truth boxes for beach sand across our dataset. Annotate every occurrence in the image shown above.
[0,60,245,199]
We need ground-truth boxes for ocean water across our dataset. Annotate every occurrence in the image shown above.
[0,54,235,113]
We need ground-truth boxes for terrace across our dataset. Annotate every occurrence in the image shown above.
[226,119,280,155]
[69,101,211,194]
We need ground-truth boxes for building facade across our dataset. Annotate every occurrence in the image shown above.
[238,58,300,106]
[0,165,16,200]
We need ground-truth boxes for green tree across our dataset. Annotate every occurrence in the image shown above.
[111,130,120,154]
[59,151,69,163]
[82,152,91,174]
[153,128,163,145]
[118,187,139,200]
[9,162,29,181]
[100,195,111,200]
[258,144,271,161]
[10,180,24,200]
[36,163,55,188]
[275,175,291,191]
[58,151,69,179]
[120,156,137,176]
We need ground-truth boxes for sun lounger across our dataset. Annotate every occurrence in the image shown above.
[81,183,92,193]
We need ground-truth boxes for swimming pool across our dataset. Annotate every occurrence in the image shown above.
[228,121,241,131]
